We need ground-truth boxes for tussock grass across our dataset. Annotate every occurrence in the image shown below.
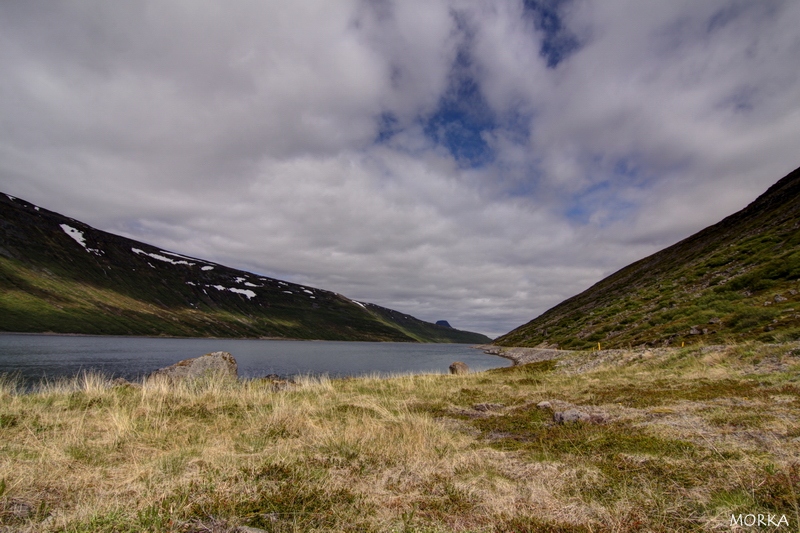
[1,344,799,531]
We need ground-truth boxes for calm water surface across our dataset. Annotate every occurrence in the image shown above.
[0,334,508,385]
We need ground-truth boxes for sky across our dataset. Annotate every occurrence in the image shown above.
[1,1,799,338]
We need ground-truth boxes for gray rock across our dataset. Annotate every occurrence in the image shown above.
[449,361,469,375]
[149,351,238,381]
[553,409,591,424]
[536,401,552,410]
[774,294,788,303]
[473,403,504,412]
[553,409,607,424]
[708,317,721,324]
[589,413,608,424]
[689,326,701,335]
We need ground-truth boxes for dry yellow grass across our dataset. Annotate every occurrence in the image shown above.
[0,343,799,532]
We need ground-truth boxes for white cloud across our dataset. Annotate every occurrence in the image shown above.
[2,0,799,338]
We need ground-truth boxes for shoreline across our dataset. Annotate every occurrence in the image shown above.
[0,331,303,341]
[0,331,474,344]
[475,344,567,365]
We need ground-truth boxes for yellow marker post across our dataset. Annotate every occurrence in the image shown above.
[598,342,601,351]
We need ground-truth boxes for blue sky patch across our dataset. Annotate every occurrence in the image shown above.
[421,46,497,168]
[523,0,580,67]
[565,158,652,225]
[566,181,636,226]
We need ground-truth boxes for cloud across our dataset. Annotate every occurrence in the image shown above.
[2,0,799,337]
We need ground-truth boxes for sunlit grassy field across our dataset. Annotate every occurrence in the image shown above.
[1,343,799,532]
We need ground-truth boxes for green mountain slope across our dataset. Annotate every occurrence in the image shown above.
[0,193,490,343]
[496,165,800,349]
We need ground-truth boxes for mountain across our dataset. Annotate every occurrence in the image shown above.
[495,165,800,349]
[0,193,490,343]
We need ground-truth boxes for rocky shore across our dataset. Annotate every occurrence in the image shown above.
[478,344,565,365]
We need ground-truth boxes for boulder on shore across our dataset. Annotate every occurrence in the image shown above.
[149,351,238,381]
[449,361,469,375]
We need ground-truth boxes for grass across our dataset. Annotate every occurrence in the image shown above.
[1,344,799,531]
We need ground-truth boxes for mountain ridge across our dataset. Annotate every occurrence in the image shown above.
[495,165,800,348]
[0,193,491,343]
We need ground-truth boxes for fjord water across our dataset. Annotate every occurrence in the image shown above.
[0,334,508,386]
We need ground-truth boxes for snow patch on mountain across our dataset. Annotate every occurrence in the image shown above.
[210,285,256,299]
[60,224,86,247]
[132,248,194,266]
[160,251,208,263]
[229,288,256,299]
[60,224,103,256]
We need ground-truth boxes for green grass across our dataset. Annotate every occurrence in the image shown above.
[1,343,799,531]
